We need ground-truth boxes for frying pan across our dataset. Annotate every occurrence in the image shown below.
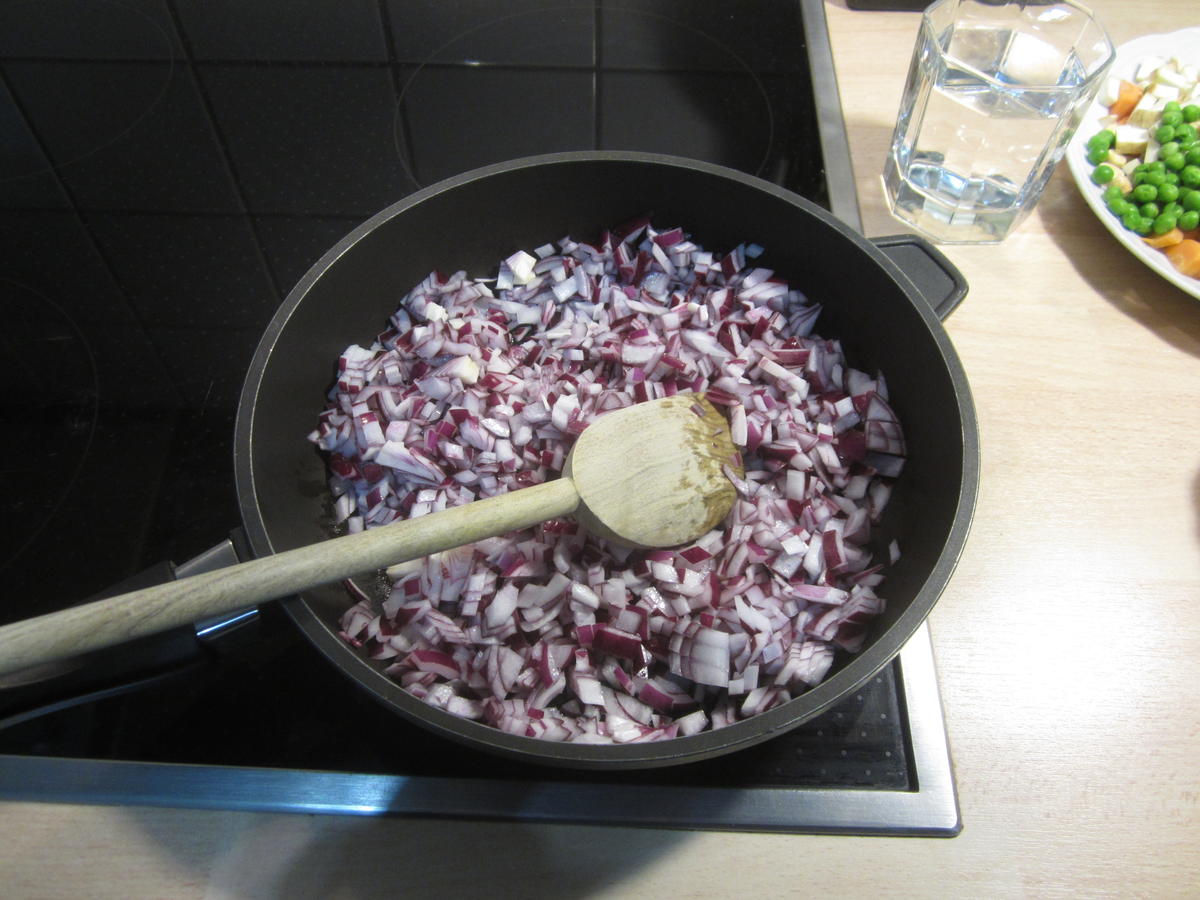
[232,150,978,769]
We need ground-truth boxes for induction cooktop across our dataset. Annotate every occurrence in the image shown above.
[0,0,959,835]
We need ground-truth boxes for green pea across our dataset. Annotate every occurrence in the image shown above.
[1161,141,1182,158]
[1185,105,1200,124]
[1140,202,1161,218]
[1091,164,1115,184]
[1166,153,1187,172]
[1133,216,1153,236]
[1165,171,1180,185]
[1155,123,1176,143]
[1165,100,1183,114]
[1162,110,1184,128]
[1103,184,1125,202]
[1187,148,1200,166]
[1087,145,1109,165]
[1145,171,1167,187]
[1184,191,1200,212]
[1181,165,1200,188]
[1153,212,1178,235]
[1180,210,1200,231]
[1177,125,1198,145]
[1157,183,1180,203]
[1088,130,1116,151]
[1121,210,1144,233]
[1148,160,1167,173]
[1132,183,1158,203]
[1163,201,1184,220]
[1109,199,1135,218]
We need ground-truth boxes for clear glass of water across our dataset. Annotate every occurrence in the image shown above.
[884,0,1114,243]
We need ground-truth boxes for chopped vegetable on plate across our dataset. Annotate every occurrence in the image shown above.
[1081,51,1200,275]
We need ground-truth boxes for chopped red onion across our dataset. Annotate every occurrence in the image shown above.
[314,221,906,743]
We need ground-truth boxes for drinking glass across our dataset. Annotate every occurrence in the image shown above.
[884,0,1114,243]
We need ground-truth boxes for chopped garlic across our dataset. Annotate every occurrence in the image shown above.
[1114,124,1150,156]
[1154,65,1191,91]
[1128,94,1163,128]
[1099,76,1124,107]
[1135,56,1165,82]
[1149,83,1181,102]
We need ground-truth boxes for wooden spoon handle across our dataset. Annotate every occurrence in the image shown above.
[0,478,580,678]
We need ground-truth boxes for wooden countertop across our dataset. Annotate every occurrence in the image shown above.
[4,2,1198,896]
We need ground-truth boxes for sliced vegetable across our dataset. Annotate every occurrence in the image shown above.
[1143,228,1184,248]
[1109,79,1144,120]
[1164,239,1200,276]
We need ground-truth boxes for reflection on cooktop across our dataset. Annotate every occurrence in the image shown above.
[392,3,780,187]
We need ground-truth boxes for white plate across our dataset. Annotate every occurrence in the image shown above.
[1065,27,1200,301]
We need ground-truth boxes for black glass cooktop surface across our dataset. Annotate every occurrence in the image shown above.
[0,0,958,834]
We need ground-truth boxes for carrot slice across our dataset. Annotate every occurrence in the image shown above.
[1163,239,1200,278]
[1109,80,1142,119]
[1143,228,1184,248]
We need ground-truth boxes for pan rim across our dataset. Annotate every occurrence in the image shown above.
[233,150,979,768]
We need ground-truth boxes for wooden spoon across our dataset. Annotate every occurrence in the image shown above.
[0,394,740,678]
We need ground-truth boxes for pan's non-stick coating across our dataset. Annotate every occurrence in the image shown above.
[235,152,977,769]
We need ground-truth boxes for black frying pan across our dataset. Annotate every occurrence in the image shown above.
[235,151,979,769]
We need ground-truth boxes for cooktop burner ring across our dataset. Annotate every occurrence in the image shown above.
[390,4,775,189]
[0,0,177,184]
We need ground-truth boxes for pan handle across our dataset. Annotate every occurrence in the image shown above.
[0,533,257,731]
[871,234,968,320]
